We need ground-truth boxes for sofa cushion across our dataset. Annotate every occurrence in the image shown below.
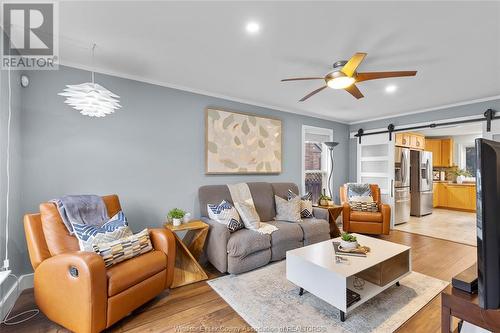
[106,250,166,296]
[350,211,383,222]
[199,185,233,217]
[247,182,276,222]
[227,228,271,257]
[268,221,303,261]
[271,182,299,199]
[298,218,330,242]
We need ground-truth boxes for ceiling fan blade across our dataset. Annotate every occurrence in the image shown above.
[356,71,417,82]
[341,52,367,77]
[344,84,364,99]
[281,77,324,82]
[299,86,327,102]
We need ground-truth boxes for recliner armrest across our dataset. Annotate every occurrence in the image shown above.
[34,251,107,333]
[380,203,391,235]
[342,202,351,232]
[149,228,176,288]
[201,217,230,273]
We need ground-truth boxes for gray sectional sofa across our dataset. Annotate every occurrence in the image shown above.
[199,182,331,274]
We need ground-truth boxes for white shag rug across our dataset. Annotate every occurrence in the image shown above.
[208,261,448,333]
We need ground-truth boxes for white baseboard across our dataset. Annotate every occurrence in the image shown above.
[0,273,34,320]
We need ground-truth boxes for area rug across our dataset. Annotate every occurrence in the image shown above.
[394,208,476,246]
[208,261,448,333]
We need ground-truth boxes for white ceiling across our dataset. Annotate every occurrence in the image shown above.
[57,1,500,123]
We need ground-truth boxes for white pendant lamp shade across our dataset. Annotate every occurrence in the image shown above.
[59,82,121,117]
[58,44,121,117]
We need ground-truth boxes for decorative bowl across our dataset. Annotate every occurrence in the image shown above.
[340,240,358,250]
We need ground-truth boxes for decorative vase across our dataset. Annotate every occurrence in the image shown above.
[183,213,191,224]
[340,240,358,250]
[173,218,182,227]
[456,175,465,184]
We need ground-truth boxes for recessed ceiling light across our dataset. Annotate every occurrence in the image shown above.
[385,85,397,93]
[246,21,260,34]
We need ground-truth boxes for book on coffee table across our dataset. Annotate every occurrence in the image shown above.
[333,241,367,257]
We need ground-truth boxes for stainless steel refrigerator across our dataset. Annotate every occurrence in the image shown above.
[410,150,433,217]
[394,147,411,225]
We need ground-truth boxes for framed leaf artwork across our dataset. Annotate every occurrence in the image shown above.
[205,108,282,174]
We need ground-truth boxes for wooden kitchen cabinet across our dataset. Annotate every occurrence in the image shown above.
[425,139,441,167]
[441,138,453,167]
[433,183,439,207]
[395,132,425,150]
[434,183,476,212]
[425,138,453,167]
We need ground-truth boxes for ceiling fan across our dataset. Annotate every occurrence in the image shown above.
[281,52,417,101]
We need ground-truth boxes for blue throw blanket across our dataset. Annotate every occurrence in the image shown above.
[51,195,109,234]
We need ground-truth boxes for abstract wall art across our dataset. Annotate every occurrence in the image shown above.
[205,108,282,174]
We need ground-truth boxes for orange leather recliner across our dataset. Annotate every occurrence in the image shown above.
[339,184,391,235]
[24,194,176,333]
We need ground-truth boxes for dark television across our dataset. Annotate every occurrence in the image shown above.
[476,138,500,309]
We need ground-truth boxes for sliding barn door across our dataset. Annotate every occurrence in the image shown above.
[357,133,396,227]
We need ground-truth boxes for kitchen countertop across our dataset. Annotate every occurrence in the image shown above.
[433,181,476,186]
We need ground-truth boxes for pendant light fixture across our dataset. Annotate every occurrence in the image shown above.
[59,44,121,117]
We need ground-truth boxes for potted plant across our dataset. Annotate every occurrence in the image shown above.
[340,232,358,250]
[168,208,186,227]
[319,194,332,206]
[452,168,472,184]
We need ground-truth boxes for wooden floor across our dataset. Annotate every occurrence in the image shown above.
[2,230,476,333]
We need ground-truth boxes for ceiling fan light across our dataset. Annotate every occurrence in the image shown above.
[327,76,355,89]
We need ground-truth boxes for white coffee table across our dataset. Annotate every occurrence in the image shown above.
[286,234,411,321]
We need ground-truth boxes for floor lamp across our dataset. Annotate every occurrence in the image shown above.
[324,142,339,200]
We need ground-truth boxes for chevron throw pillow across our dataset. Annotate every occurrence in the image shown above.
[72,211,133,251]
[349,201,379,212]
[207,200,244,232]
[93,228,153,267]
[287,189,314,218]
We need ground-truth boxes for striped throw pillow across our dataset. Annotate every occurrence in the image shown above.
[92,229,153,267]
[349,201,378,212]
[72,211,132,251]
[287,189,314,218]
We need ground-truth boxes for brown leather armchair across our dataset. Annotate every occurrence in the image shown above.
[24,194,176,333]
[339,184,391,235]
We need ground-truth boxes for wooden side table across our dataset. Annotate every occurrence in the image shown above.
[317,205,343,238]
[165,220,209,288]
[441,285,500,332]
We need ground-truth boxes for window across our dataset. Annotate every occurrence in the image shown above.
[465,146,477,175]
[302,126,333,204]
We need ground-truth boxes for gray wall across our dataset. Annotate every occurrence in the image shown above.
[0,70,24,301]
[14,65,349,275]
[347,99,500,181]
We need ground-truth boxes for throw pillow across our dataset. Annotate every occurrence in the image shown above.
[72,211,132,251]
[347,183,373,202]
[234,200,261,229]
[287,189,314,218]
[207,200,244,232]
[275,195,301,222]
[349,201,379,212]
[92,229,153,267]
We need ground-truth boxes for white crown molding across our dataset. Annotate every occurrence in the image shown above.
[57,61,349,124]
[348,95,500,125]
